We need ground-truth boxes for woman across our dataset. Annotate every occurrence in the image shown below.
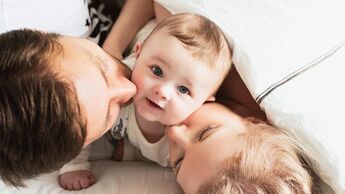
[166,102,314,194]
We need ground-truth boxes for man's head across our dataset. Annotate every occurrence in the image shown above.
[132,13,232,125]
[0,29,85,187]
[0,29,136,187]
[166,102,312,194]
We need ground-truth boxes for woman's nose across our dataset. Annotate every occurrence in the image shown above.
[166,124,188,167]
[109,77,137,104]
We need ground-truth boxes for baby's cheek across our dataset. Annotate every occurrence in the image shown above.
[132,74,148,91]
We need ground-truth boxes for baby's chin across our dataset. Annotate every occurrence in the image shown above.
[136,105,188,125]
[141,114,178,125]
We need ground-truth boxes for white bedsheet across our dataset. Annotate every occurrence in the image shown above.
[0,161,182,194]
[0,134,183,194]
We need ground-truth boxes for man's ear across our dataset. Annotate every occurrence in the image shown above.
[135,42,142,59]
[206,96,216,102]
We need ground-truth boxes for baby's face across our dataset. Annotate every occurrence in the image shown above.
[165,103,247,194]
[131,30,222,125]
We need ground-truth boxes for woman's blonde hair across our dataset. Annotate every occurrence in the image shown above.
[198,118,315,194]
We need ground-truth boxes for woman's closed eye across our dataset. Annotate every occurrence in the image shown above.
[198,125,217,141]
[150,65,163,77]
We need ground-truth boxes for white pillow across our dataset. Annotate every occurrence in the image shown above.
[0,0,90,37]
[156,0,345,193]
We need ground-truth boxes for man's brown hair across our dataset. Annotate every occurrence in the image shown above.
[0,29,86,187]
[198,118,315,194]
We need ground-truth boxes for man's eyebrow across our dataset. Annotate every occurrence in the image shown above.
[89,55,112,129]
[104,52,132,78]
[92,55,112,128]
[90,55,109,87]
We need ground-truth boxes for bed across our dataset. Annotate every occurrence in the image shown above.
[1,0,345,193]
[0,135,182,194]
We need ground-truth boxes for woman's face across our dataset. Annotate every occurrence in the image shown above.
[57,36,137,146]
[165,103,247,194]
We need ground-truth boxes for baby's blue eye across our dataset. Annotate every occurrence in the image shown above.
[177,86,189,94]
[151,66,163,77]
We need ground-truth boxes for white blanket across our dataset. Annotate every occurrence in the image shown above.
[156,0,345,193]
[0,135,182,194]
[0,161,182,194]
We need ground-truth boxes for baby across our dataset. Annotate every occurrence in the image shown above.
[59,12,232,190]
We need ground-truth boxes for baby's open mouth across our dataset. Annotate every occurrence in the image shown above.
[147,98,163,110]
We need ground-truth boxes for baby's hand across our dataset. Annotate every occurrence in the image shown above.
[59,170,96,190]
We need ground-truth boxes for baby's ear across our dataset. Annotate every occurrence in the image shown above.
[135,43,142,59]
[206,96,216,102]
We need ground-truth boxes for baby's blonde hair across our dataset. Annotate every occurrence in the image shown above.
[198,118,315,194]
[145,13,232,89]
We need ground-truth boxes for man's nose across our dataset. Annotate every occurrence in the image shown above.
[109,77,137,104]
